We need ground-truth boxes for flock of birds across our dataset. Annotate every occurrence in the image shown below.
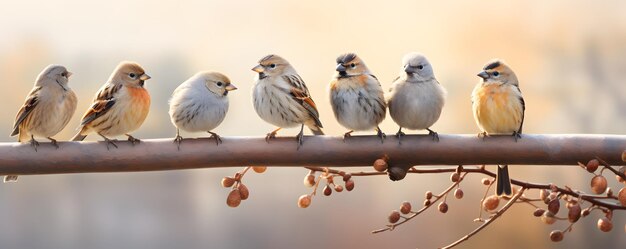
[9,52,525,195]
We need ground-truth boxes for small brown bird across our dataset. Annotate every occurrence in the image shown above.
[472,59,525,196]
[9,64,77,182]
[329,53,386,142]
[72,61,151,149]
[252,54,324,149]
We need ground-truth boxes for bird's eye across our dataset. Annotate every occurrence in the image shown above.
[492,72,500,76]
[61,72,67,77]
[417,65,424,70]
[350,63,356,68]
[216,82,223,87]
[270,64,276,68]
[129,73,136,79]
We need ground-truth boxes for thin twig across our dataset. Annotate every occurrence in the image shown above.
[440,188,527,249]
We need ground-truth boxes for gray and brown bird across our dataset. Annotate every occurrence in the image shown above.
[169,71,237,149]
[252,54,324,149]
[72,61,151,149]
[387,53,446,143]
[472,59,525,196]
[9,64,77,182]
[329,53,386,142]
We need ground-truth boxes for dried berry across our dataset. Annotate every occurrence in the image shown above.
[548,199,560,214]
[334,185,344,192]
[581,208,591,217]
[607,187,614,197]
[342,173,352,182]
[482,195,500,211]
[438,202,449,213]
[591,175,608,194]
[252,166,267,173]
[567,203,581,223]
[481,178,491,185]
[533,208,546,217]
[400,201,412,214]
[323,185,332,196]
[373,159,388,172]
[221,177,235,188]
[597,217,613,232]
[304,173,316,187]
[424,199,431,206]
[388,210,401,223]
[616,175,624,183]
[239,184,249,200]
[450,172,460,182]
[541,212,557,225]
[454,188,464,199]
[298,194,312,208]
[549,230,564,242]
[425,191,433,200]
[618,187,626,207]
[345,179,355,191]
[226,189,242,207]
[456,165,463,174]
[586,159,599,173]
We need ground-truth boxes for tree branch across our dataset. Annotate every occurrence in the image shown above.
[0,134,623,175]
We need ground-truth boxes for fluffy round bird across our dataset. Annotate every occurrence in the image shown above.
[252,54,324,149]
[329,53,386,142]
[71,61,151,149]
[387,53,446,143]
[169,71,237,148]
[9,64,77,182]
[472,59,525,196]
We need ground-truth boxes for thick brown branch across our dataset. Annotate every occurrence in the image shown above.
[0,134,623,175]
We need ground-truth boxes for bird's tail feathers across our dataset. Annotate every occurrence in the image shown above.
[310,127,325,136]
[496,165,512,196]
[71,133,87,141]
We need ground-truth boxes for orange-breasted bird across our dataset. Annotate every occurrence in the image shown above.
[471,59,525,196]
[71,61,151,149]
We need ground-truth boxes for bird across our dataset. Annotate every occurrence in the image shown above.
[71,61,151,150]
[387,53,446,144]
[8,64,77,182]
[251,54,324,149]
[329,53,386,143]
[169,71,237,149]
[471,59,525,196]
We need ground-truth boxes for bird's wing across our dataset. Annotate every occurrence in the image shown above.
[516,86,525,134]
[282,74,323,128]
[79,83,121,126]
[11,86,42,136]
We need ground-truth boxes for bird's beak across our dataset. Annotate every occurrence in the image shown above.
[477,71,489,79]
[252,65,264,73]
[336,64,346,72]
[66,71,73,78]
[140,74,151,80]
[225,83,238,91]
[404,65,416,74]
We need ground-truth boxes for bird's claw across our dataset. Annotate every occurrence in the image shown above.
[427,129,439,142]
[126,135,140,145]
[208,132,222,146]
[376,127,386,144]
[30,138,40,152]
[395,130,405,145]
[343,130,353,142]
[174,134,183,150]
[47,137,59,149]
[513,131,522,142]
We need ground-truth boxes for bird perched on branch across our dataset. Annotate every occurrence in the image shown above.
[330,53,386,142]
[252,54,324,149]
[472,59,525,196]
[72,61,151,150]
[9,65,77,182]
[387,53,446,143]
[169,71,237,149]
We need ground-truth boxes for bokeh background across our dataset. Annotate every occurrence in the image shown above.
[1,0,625,248]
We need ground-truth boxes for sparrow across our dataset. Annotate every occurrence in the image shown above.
[472,59,525,196]
[329,53,386,142]
[8,65,77,182]
[71,61,151,149]
[387,53,446,143]
[169,71,237,149]
[252,54,324,149]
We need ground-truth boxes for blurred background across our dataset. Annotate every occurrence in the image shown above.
[0,0,625,248]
